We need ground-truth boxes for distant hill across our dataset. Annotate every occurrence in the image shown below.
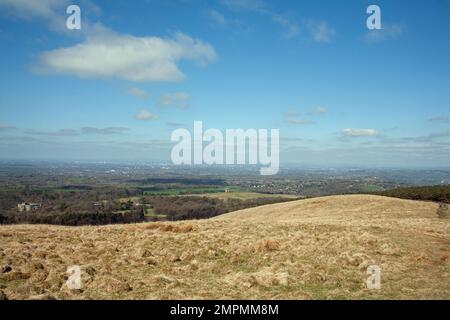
[0,195,449,300]
[376,185,450,203]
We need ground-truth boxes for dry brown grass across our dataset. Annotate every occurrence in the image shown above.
[144,223,195,233]
[1,195,449,300]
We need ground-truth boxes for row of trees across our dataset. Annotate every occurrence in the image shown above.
[0,182,299,225]
[0,186,143,226]
[0,195,295,225]
[377,185,450,203]
[0,209,145,226]
[150,196,297,220]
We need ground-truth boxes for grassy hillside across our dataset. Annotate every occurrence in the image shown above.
[0,195,449,300]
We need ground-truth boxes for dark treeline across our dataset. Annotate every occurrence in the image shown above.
[128,177,226,186]
[0,192,298,225]
[0,186,143,226]
[0,210,144,226]
[150,196,297,220]
[376,185,450,203]
[0,187,140,212]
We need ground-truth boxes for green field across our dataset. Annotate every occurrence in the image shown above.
[145,208,167,219]
[142,187,234,196]
[126,187,299,200]
[182,191,300,200]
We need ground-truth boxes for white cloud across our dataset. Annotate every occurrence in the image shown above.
[342,128,380,138]
[159,92,191,109]
[308,21,336,43]
[134,110,159,121]
[38,30,217,82]
[365,24,404,42]
[6,1,216,83]
[127,87,150,99]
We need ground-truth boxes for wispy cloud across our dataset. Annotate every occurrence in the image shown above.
[127,87,150,99]
[285,111,300,117]
[428,115,450,123]
[311,107,328,115]
[159,92,191,109]
[207,9,250,32]
[0,0,69,28]
[81,127,129,135]
[0,0,100,33]
[271,14,300,39]
[286,118,315,125]
[134,110,159,121]
[38,30,217,82]
[0,123,15,130]
[307,21,336,43]
[209,9,226,25]
[426,130,450,140]
[356,130,450,145]
[165,122,185,127]
[25,127,131,136]
[27,129,79,136]
[220,0,299,39]
[365,24,404,42]
[286,106,328,119]
[280,136,304,142]
[342,128,380,138]
[220,0,266,12]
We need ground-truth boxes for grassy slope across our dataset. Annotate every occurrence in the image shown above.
[0,195,449,300]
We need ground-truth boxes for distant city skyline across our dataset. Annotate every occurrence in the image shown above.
[1,0,450,167]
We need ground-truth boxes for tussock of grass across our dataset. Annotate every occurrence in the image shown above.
[257,239,280,252]
[437,203,449,218]
[144,223,195,233]
[0,195,449,300]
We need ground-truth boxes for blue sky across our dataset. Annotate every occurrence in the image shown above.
[0,0,449,167]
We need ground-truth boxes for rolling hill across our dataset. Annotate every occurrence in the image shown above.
[0,195,449,300]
